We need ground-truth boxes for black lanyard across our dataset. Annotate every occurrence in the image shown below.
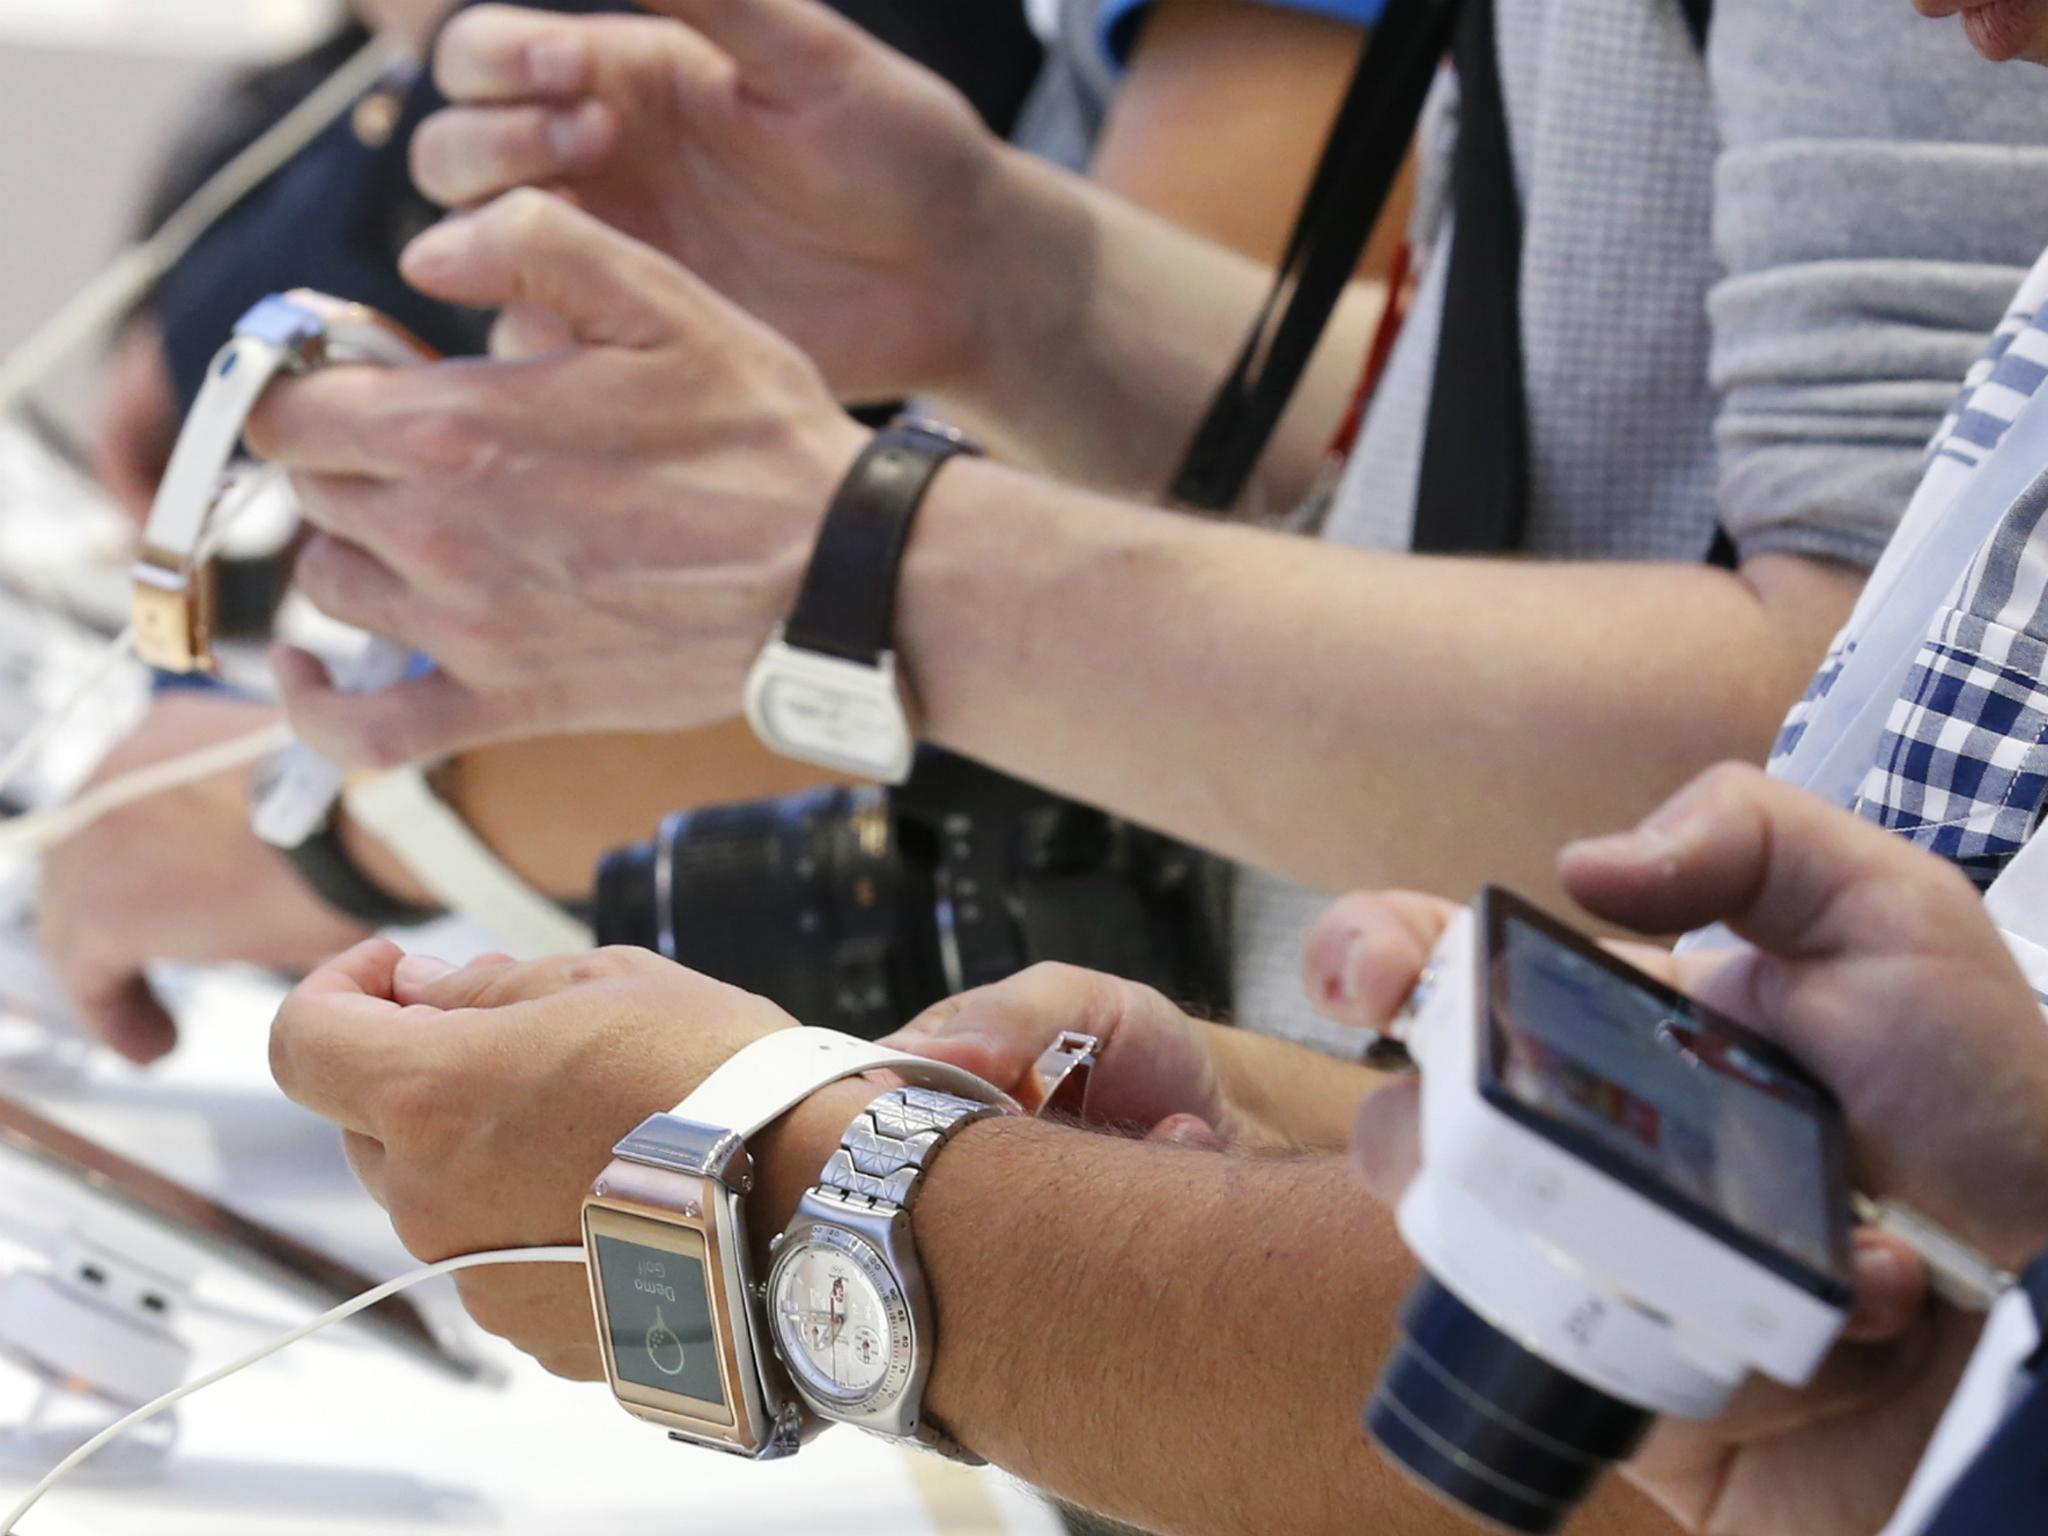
[1171,0,1719,561]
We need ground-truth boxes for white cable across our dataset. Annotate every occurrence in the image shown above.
[0,1245,588,1534]
[0,464,288,835]
[0,37,398,420]
[0,721,294,860]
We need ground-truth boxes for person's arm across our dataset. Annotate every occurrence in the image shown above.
[897,458,1858,903]
[340,721,840,903]
[759,1080,1668,1535]
[250,194,1858,916]
[409,0,1384,509]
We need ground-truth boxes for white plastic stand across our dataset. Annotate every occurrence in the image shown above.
[0,1211,197,1481]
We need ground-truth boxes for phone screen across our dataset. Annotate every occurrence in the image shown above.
[1480,890,1853,1301]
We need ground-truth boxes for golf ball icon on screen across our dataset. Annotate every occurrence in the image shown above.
[645,1305,688,1378]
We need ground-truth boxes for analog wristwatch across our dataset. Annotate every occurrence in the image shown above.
[766,1086,999,1461]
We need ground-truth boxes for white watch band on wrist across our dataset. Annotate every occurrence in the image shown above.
[342,765,594,959]
[665,1028,1016,1145]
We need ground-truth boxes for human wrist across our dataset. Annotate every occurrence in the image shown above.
[747,1077,882,1276]
[926,147,1089,416]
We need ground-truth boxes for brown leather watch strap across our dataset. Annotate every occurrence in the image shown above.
[782,420,979,666]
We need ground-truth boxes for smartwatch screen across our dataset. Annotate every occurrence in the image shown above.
[594,1234,728,1406]
[1480,889,1853,1301]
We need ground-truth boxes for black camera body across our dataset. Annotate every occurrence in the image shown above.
[595,753,1230,1039]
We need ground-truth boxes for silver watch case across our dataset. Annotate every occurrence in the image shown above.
[765,1187,951,1453]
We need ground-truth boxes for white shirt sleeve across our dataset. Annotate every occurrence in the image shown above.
[1879,1287,2040,1536]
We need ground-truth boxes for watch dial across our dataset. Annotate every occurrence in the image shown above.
[773,1239,898,1402]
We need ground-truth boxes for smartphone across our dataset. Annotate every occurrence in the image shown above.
[1478,887,1856,1308]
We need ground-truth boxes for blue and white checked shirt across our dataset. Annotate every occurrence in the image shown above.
[1773,253,2048,890]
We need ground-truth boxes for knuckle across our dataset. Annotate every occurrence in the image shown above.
[394,404,497,479]
[488,186,558,244]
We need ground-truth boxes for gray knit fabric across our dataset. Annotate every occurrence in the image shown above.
[1234,0,2048,1051]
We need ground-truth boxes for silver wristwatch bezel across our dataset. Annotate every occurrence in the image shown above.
[743,629,916,786]
[765,1197,934,1439]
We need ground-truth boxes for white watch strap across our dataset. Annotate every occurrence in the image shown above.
[141,336,292,565]
[342,765,594,958]
[672,1027,1016,1142]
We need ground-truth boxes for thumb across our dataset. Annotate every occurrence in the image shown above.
[399,189,687,350]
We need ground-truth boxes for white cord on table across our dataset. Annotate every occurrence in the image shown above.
[0,37,397,420]
[0,1245,589,1534]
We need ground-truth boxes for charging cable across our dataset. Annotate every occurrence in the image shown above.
[0,37,397,421]
[0,1245,588,1533]
[0,467,288,857]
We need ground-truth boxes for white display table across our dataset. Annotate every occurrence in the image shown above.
[0,967,1061,1536]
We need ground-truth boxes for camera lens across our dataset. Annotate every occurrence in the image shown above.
[594,787,945,1039]
[1365,1276,1653,1534]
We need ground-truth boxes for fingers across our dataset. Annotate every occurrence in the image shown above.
[400,191,689,350]
[1840,1229,1927,1343]
[1146,1113,1225,1151]
[882,963,1145,1109]
[269,939,430,1133]
[1302,892,1463,1031]
[1349,1076,1422,1207]
[433,5,609,103]
[75,972,179,1067]
[636,0,856,104]
[411,100,616,209]
[384,946,677,1013]
[272,645,495,770]
[291,532,415,641]
[1559,762,1979,960]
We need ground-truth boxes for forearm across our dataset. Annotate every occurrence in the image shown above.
[939,149,1383,509]
[342,722,843,904]
[901,461,1859,908]
[760,1086,1669,1534]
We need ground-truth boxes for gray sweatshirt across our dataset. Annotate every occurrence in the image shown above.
[1235,0,2048,1052]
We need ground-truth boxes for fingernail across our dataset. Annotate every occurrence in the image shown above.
[1306,922,1366,1006]
[402,215,474,277]
[545,103,611,164]
[526,36,588,92]
[394,954,456,991]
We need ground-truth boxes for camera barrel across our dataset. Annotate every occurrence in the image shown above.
[1365,1276,1653,1534]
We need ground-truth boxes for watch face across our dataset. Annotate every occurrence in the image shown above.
[770,1227,914,1409]
[745,644,914,782]
[592,1233,728,1407]
[756,674,908,766]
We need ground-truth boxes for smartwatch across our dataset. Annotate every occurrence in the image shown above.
[744,419,981,785]
[134,289,435,676]
[766,1086,999,1461]
[581,1029,1015,1459]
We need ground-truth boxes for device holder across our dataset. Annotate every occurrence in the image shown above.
[0,1209,199,1479]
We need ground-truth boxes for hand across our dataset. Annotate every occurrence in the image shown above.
[1911,0,2048,63]
[38,693,373,1064]
[267,941,802,1378]
[881,962,1249,1150]
[89,320,178,522]
[410,0,1005,403]
[1305,763,2048,1536]
[243,190,869,768]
